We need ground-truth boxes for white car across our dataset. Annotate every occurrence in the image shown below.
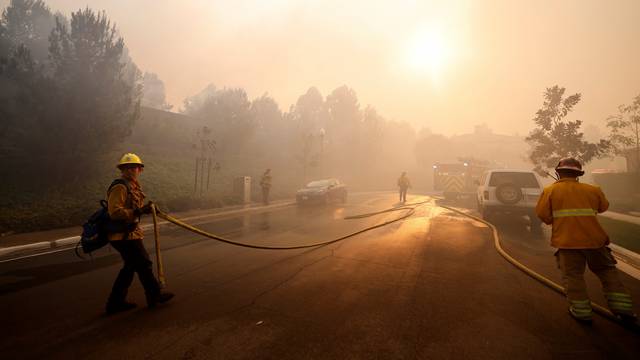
[476,169,543,226]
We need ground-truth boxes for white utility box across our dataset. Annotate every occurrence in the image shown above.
[233,176,252,204]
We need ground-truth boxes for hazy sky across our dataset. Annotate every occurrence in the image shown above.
[4,0,639,135]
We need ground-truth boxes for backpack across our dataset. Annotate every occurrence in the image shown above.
[75,179,132,258]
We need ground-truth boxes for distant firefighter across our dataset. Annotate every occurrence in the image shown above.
[260,168,272,205]
[536,158,637,324]
[397,171,411,203]
[105,153,174,315]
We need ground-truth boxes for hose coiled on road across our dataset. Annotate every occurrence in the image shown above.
[155,200,429,251]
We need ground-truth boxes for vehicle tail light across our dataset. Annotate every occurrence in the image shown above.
[483,191,489,200]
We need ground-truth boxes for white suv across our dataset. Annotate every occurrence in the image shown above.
[476,169,543,226]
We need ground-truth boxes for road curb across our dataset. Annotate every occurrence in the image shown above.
[610,243,640,268]
[600,211,640,226]
[0,201,294,258]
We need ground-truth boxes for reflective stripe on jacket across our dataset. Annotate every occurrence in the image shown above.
[535,178,609,249]
[107,179,145,241]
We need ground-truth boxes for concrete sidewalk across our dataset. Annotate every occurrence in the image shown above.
[601,210,640,226]
[599,211,640,272]
[0,200,294,258]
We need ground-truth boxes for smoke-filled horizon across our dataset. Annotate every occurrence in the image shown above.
[2,0,637,136]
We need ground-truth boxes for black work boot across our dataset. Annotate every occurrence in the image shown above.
[106,301,137,315]
[147,292,175,308]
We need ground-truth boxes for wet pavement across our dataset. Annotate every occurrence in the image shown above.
[0,193,638,359]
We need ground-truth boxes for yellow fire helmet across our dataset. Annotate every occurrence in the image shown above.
[117,153,144,169]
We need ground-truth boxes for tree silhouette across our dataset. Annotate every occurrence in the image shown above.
[526,86,609,175]
[142,72,172,110]
[1,0,58,62]
[607,94,640,172]
[0,7,141,185]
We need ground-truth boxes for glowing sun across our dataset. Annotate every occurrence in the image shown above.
[405,29,451,78]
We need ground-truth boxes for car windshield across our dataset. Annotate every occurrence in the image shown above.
[306,180,332,188]
[489,172,539,188]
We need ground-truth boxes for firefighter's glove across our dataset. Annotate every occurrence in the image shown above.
[134,202,154,217]
[141,202,155,214]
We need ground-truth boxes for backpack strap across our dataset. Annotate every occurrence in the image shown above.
[108,178,131,196]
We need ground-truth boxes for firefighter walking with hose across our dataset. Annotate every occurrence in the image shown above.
[535,157,637,324]
[105,153,174,315]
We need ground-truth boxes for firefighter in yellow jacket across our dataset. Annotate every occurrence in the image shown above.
[260,168,272,205]
[105,153,174,314]
[536,158,636,323]
[397,172,411,203]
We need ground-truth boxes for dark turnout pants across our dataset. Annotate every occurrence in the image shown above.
[399,187,408,202]
[556,246,635,316]
[108,239,160,305]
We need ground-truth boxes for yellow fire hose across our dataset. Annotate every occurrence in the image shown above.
[147,201,430,286]
[438,204,625,325]
[153,203,426,251]
[151,204,166,288]
[149,199,634,329]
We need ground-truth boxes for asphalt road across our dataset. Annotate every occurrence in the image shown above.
[0,193,638,359]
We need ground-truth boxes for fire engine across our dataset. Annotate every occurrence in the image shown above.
[433,162,487,200]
